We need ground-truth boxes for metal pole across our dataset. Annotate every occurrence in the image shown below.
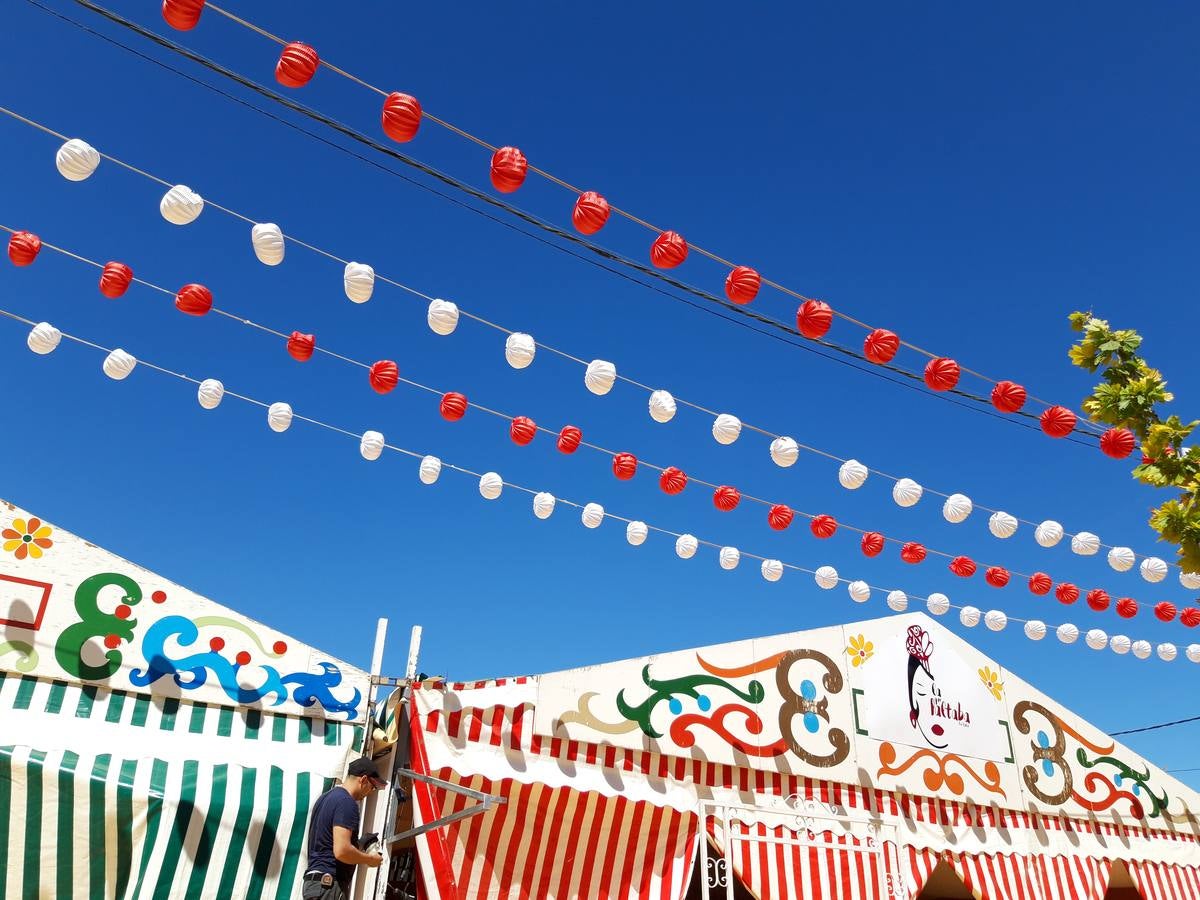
[404,625,423,682]
[360,618,388,900]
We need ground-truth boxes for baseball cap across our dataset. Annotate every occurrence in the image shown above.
[347,757,386,787]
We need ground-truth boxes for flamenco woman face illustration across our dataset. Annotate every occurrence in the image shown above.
[906,626,948,749]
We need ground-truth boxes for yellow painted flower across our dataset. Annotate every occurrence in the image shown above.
[847,634,874,667]
[978,665,1004,701]
[2,517,54,560]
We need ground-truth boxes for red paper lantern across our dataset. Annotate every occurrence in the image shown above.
[861,532,885,556]
[162,0,204,30]
[287,331,315,362]
[1181,606,1200,628]
[1116,597,1139,619]
[1154,601,1177,623]
[510,416,537,446]
[924,357,960,392]
[810,515,838,539]
[725,266,761,305]
[768,504,794,531]
[659,466,688,495]
[991,380,1027,413]
[900,542,927,564]
[175,283,212,316]
[490,146,528,193]
[7,231,41,266]
[557,425,582,453]
[1029,572,1053,595]
[713,485,741,511]
[572,191,610,235]
[650,231,688,269]
[1040,405,1077,438]
[369,360,399,394]
[440,392,468,421]
[863,328,899,364]
[1086,589,1111,612]
[1055,582,1079,605]
[275,42,319,88]
[1100,428,1136,460]
[99,261,133,298]
[382,92,422,143]
[796,300,833,339]
[985,566,1010,588]
[613,452,639,480]
[949,556,977,578]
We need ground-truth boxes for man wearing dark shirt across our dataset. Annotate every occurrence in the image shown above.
[303,757,386,899]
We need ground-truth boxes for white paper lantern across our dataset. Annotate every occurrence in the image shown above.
[927,593,950,615]
[848,580,871,603]
[1071,532,1100,556]
[989,512,1018,539]
[712,414,742,445]
[675,534,698,559]
[761,559,784,582]
[1132,640,1152,660]
[1180,571,1200,590]
[959,606,981,627]
[1085,629,1108,651]
[1186,644,1200,664]
[648,389,677,423]
[814,566,839,589]
[267,401,293,432]
[427,298,459,336]
[1056,623,1079,644]
[1035,520,1064,548]
[359,430,384,461]
[418,455,442,484]
[251,223,285,265]
[985,610,1008,632]
[532,492,556,519]
[504,332,536,369]
[343,262,375,303]
[838,459,868,490]
[886,590,909,612]
[1024,620,1047,641]
[1110,635,1131,655]
[719,547,740,570]
[1158,642,1178,662]
[197,378,224,410]
[770,436,799,468]
[893,478,923,508]
[1108,547,1136,572]
[581,502,605,529]
[102,348,136,380]
[626,521,648,546]
[56,138,100,181]
[27,322,61,355]
[160,184,203,225]
[479,472,503,500]
[584,359,616,396]
[943,493,973,524]
[1140,557,1168,583]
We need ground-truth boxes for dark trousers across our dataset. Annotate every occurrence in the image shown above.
[302,876,348,900]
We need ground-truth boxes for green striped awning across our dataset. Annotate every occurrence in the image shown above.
[0,671,365,900]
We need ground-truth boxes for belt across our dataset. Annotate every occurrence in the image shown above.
[303,872,335,884]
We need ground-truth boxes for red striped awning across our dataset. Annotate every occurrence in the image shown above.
[1127,859,1200,900]
[900,843,1111,900]
[1031,853,1111,900]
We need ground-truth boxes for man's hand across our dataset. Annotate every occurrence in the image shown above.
[366,852,384,869]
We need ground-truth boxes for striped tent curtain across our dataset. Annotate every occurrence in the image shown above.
[1126,859,1200,900]
[0,671,364,900]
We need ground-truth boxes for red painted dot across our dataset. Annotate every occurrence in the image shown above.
[115,604,132,620]
[235,651,251,666]
[273,641,287,655]
[152,590,167,603]
[103,634,121,649]
[209,637,225,652]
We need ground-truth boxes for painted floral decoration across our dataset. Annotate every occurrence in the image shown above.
[848,634,874,667]
[2,517,53,560]
[978,665,1004,701]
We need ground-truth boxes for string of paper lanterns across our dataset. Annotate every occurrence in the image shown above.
[8,303,1194,665]
[0,110,1171,577]
[157,1,1111,443]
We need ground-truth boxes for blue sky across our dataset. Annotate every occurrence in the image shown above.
[2,1,1198,786]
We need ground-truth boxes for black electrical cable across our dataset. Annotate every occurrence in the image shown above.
[1111,713,1200,738]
